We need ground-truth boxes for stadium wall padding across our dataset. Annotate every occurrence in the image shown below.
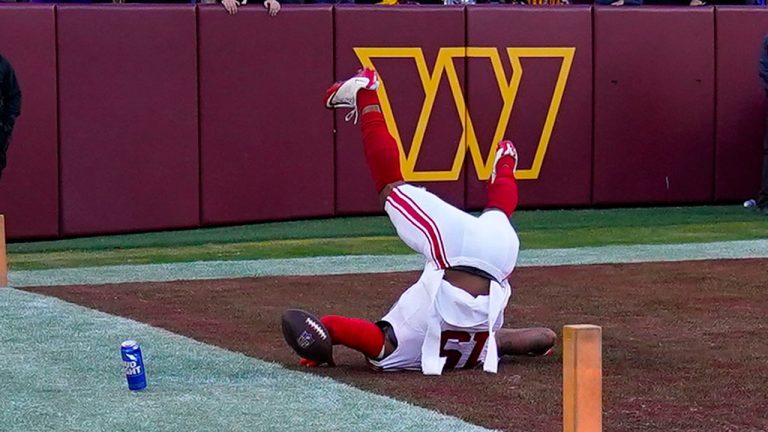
[57,5,200,236]
[334,6,467,214]
[0,5,765,239]
[199,6,335,225]
[465,6,593,209]
[0,6,59,239]
[714,7,768,202]
[593,7,715,205]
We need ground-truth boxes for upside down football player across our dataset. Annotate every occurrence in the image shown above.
[283,68,556,375]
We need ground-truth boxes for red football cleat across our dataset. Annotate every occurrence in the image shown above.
[490,140,519,184]
[324,68,380,123]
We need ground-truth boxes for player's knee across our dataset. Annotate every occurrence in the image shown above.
[378,180,407,207]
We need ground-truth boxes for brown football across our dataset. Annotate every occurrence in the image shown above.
[281,309,334,365]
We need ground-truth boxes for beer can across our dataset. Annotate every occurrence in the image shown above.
[121,340,147,391]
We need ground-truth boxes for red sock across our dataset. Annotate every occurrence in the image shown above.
[356,90,404,192]
[486,163,519,217]
[321,315,385,359]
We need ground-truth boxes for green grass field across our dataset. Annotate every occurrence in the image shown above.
[8,205,767,270]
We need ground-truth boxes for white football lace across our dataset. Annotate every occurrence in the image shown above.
[305,317,328,340]
[344,108,359,124]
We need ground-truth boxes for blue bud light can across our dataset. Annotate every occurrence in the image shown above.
[121,340,147,391]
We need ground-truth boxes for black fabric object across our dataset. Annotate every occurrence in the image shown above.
[448,265,497,283]
[0,54,21,133]
[760,35,768,95]
[759,108,768,209]
[0,130,8,180]
[757,37,768,209]
[375,320,399,351]
[0,54,21,180]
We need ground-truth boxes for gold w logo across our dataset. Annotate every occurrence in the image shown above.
[354,47,575,181]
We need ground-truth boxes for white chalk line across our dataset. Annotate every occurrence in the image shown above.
[9,239,768,287]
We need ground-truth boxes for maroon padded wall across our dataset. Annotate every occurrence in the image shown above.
[593,7,715,205]
[714,7,768,202]
[334,6,466,214]
[466,6,592,209]
[57,6,199,236]
[5,6,766,240]
[0,6,59,239]
[199,6,334,225]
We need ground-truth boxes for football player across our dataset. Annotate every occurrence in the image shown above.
[294,68,555,375]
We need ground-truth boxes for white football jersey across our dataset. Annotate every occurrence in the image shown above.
[368,184,519,375]
[367,265,511,374]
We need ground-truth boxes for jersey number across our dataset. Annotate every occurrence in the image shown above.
[439,330,490,370]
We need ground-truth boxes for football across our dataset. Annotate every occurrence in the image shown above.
[281,309,334,365]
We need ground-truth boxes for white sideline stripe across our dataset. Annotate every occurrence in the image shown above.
[9,239,768,288]
[0,288,493,432]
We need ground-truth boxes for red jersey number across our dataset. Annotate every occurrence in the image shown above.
[439,330,490,370]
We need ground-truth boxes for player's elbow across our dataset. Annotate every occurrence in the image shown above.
[542,328,557,348]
